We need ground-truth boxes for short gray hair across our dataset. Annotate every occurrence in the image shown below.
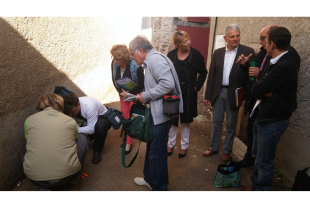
[225,24,240,36]
[129,35,153,52]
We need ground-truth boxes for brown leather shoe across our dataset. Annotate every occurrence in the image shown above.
[221,153,230,162]
[239,185,253,191]
[203,148,219,157]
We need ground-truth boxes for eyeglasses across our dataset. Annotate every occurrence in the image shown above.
[129,49,137,58]
[260,36,267,41]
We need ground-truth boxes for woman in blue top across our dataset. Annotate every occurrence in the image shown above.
[110,44,144,154]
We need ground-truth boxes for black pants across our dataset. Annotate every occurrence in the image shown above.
[88,115,111,153]
[244,109,258,162]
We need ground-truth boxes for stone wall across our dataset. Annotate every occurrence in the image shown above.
[0,17,149,190]
[151,17,187,55]
[205,17,310,180]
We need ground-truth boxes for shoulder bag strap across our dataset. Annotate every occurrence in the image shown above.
[122,127,145,168]
[151,52,181,95]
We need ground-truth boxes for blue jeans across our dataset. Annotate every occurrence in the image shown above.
[251,118,289,191]
[143,119,172,191]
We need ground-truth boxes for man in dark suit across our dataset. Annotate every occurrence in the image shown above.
[238,27,299,191]
[203,24,254,162]
[237,25,300,168]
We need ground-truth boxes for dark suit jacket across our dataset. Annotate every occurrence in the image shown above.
[252,52,298,123]
[204,44,255,110]
[243,46,300,115]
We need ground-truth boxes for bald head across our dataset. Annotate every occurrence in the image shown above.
[260,25,277,36]
[260,25,277,49]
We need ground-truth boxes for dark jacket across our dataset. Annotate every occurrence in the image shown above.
[205,44,255,110]
[167,47,207,123]
[111,61,144,95]
[243,46,300,115]
[252,52,298,123]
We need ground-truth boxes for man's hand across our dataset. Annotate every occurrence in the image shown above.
[204,99,211,106]
[249,67,260,77]
[136,92,146,104]
[242,100,246,108]
[120,89,128,97]
[236,53,253,65]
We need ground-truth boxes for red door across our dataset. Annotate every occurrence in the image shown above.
[176,25,210,64]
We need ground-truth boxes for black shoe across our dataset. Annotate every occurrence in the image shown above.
[167,146,174,156]
[241,159,254,168]
[178,149,187,158]
[125,144,132,155]
[92,152,102,164]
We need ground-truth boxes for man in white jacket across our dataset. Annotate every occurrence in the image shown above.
[64,94,111,164]
[129,35,183,191]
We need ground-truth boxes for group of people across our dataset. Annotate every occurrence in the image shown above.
[22,23,299,191]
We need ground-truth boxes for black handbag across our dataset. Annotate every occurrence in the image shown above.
[163,94,180,117]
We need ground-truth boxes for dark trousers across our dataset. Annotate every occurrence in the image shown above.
[88,115,111,153]
[251,118,289,191]
[243,109,258,162]
[143,119,172,191]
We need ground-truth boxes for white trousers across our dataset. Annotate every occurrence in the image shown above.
[168,123,190,150]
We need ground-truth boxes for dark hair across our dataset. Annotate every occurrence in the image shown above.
[267,26,291,51]
[63,93,79,115]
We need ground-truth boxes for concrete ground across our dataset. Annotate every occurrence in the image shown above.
[12,90,256,191]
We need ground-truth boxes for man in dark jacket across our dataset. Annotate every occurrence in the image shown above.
[203,24,254,162]
[238,25,300,168]
[238,27,299,191]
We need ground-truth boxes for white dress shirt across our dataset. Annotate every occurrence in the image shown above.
[222,46,238,86]
[77,96,107,134]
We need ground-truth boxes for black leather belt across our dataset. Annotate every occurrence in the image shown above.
[222,86,228,88]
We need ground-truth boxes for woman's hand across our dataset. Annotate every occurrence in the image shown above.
[120,89,128,97]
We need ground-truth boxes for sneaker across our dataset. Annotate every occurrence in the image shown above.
[134,177,151,189]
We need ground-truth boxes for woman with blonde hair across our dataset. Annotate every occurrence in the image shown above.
[23,92,88,190]
[110,44,144,154]
[167,31,208,158]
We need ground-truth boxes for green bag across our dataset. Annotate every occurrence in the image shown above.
[120,103,153,168]
[214,157,241,188]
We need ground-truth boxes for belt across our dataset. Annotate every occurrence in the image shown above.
[222,86,228,88]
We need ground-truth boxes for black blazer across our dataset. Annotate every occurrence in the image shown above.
[111,60,144,95]
[167,47,208,123]
[252,52,298,123]
[243,46,300,115]
[205,44,255,110]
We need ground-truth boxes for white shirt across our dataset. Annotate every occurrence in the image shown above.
[222,46,239,86]
[120,67,126,78]
[270,51,288,65]
[77,96,107,134]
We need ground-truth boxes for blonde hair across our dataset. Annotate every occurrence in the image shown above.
[36,92,64,112]
[110,44,131,61]
[172,30,190,48]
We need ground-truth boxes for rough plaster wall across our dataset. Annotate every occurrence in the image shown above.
[212,17,310,138]
[206,17,310,180]
[0,17,146,190]
[151,17,187,55]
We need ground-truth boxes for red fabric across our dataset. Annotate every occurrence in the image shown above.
[120,96,133,144]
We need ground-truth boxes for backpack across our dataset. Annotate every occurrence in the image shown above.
[291,167,310,191]
[120,103,153,168]
[53,86,73,98]
[103,107,122,130]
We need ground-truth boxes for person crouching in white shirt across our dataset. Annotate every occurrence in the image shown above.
[64,93,111,164]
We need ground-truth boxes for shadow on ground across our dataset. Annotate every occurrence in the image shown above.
[12,91,292,191]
